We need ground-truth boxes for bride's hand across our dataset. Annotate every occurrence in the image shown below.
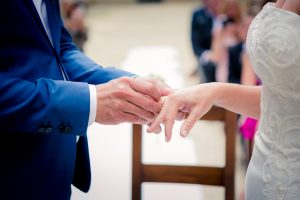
[147,83,216,142]
[146,96,186,134]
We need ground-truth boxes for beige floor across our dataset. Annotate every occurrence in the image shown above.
[72,2,246,200]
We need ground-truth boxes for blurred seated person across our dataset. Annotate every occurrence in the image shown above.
[191,0,221,83]
[61,0,88,51]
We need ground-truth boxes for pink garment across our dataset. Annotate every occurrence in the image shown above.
[240,79,261,140]
[240,117,258,140]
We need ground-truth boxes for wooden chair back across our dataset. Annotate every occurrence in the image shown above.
[132,106,237,200]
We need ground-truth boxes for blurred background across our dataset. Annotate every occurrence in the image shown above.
[60,0,271,199]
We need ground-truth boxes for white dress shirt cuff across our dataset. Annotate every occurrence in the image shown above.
[88,84,97,126]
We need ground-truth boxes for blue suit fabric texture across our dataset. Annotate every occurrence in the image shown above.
[191,7,213,58]
[228,42,243,84]
[191,7,217,83]
[0,0,132,199]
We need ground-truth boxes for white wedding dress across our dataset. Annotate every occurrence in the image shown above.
[245,3,300,200]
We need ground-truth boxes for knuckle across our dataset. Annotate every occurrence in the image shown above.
[119,76,130,83]
[115,88,130,98]
[169,120,175,126]
[163,116,171,123]
[144,98,153,108]
[147,83,156,92]
[111,79,123,89]
[141,80,156,93]
[184,121,193,130]
[148,102,160,113]
[148,78,159,86]
[112,78,130,90]
[142,110,154,120]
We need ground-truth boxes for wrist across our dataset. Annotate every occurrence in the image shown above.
[95,83,109,123]
[206,82,225,107]
[211,82,237,108]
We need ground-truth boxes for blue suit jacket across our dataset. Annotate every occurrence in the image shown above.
[228,42,243,84]
[0,0,133,199]
[191,7,213,57]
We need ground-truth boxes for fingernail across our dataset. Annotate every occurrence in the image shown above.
[181,130,188,137]
[165,136,168,142]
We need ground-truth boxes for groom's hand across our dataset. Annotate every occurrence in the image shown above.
[95,77,172,125]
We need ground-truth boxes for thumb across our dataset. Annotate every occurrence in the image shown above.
[160,87,172,96]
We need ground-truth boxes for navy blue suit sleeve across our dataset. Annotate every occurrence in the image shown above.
[59,23,134,84]
[0,74,90,136]
[0,6,135,137]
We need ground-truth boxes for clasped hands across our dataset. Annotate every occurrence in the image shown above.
[96,77,214,142]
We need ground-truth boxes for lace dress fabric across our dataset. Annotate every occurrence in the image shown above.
[245,3,300,200]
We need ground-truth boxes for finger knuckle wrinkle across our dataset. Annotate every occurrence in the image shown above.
[116,88,130,97]
[147,83,156,92]
[145,99,155,108]
[184,121,193,129]
[119,76,130,83]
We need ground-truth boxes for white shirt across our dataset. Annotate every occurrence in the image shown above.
[32,0,96,127]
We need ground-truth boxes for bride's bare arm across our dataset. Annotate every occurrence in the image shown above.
[213,83,261,119]
[147,82,261,142]
[277,0,300,15]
